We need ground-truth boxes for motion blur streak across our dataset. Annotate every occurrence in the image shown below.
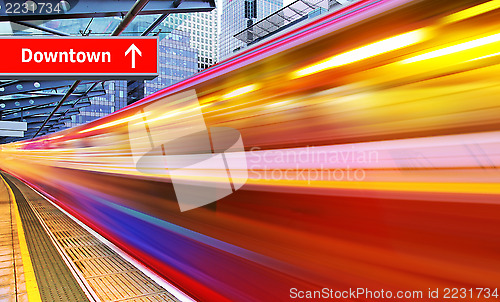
[222,84,260,100]
[2,0,500,301]
[402,31,500,63]
[442,0,500,23]
[79,112,150,134]
[293,29,427,78]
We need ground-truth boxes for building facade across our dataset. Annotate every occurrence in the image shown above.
[219,0,282,61]
[144,30,198,96]
[176,10,218,71]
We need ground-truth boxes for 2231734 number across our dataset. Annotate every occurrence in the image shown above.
[5,2,68,14]
[443,288,499,299]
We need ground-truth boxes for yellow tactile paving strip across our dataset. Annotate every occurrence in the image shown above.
[0,174,29,302]
[2,174,43,302]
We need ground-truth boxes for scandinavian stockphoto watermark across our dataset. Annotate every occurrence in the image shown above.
[127,90,379,210]
[128,90,248,212]
[248,146,379,184]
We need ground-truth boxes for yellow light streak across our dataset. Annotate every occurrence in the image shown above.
[402,32,500,64]
[468,51,500,62]
[46,135,64,140]
[133,103,209,126]
[267,100,290,108]
[133,111,182,125]
[78,112,150,134]
[245,179,500,195]
[292,29,427,78]
[442,0,500,24]
[221,84,259,100]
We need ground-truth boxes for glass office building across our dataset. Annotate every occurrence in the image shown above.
[176,10,218,71]
[144,30,198,96]
[219,0,282,61]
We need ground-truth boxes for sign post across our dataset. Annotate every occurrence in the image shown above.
[0,37,158,80]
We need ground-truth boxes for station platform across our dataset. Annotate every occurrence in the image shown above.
[0,172,181,302]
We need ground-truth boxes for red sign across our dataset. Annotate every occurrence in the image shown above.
[0,37,158,79]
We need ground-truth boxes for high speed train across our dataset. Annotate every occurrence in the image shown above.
[2,0,500,300]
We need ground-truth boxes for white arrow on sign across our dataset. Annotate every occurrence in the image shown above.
[125,44,142,68]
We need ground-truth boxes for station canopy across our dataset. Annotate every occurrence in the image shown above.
[0,0,215,143]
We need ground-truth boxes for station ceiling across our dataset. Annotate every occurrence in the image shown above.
[0,0,215,143]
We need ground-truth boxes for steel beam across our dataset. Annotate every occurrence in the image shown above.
[0,0,215,21]
[0,80,74,96]
[141,14,170,36]
[2,101,91,120]
[22,108,82,124]
[0,91,103,111]
[11,21,71,36]
[22,112,74,124]
[28,117,73,128]
[24,117,55,124]
[27,119,68,130]
[112,0,152,36]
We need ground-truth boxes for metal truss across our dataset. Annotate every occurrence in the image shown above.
[0,0,215,21]
[0,90,104,111]
[2,101,92,120]
[0,80,76,96]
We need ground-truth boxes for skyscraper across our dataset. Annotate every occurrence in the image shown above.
[144,30,198,96]
[176,10,219,71]
[219,0,282,61]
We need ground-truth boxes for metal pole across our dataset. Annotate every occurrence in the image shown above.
[112,0,151,36]
[12,21,70,36]
[141,14,169,36]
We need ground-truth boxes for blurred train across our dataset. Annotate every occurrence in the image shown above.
[3,0,500,300]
